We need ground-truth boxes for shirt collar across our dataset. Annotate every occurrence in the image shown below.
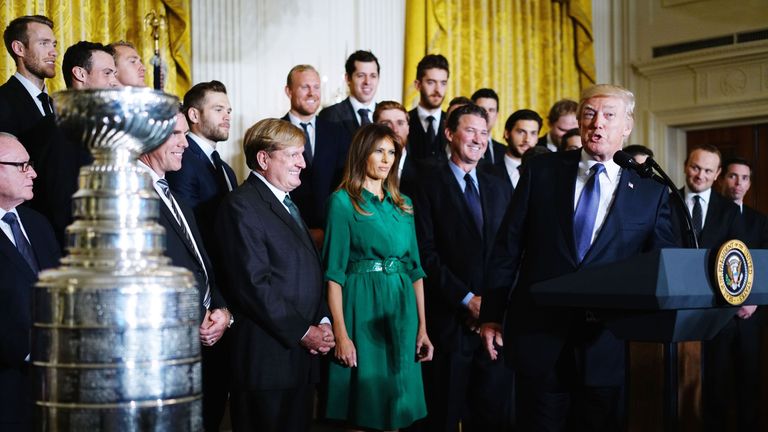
[0,206,19,221]
[252,170,289,203]
[579,149,621,183]
[448,159,478,186]
[187,132,217,163]
[137,160,163,182]
[348,96,375,113]
[287,112,315,128]
[14,71,46,95]
[417,105,442,124]
[684,186,712,205]
[361,187,392,204]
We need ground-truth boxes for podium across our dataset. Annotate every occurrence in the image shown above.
[529,248,768,430]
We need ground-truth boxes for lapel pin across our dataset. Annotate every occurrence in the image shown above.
[628,182,634,189]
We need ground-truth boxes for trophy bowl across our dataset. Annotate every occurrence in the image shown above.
[53,87,179,157]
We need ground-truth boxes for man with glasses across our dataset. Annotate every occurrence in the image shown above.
[0,132,60,430]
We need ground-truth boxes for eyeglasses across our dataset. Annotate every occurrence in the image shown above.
[0,160,34,172]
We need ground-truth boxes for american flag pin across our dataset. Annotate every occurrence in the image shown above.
[628,182,634,189]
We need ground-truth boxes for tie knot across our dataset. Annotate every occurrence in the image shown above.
[283,194,295,207]
[211,150,221,163]
[591,163,605,176]
[156,178,171,197]
[693,195,701,203]
[358,108,369,117]
[426,115,435,123]
[2,212,18,225]
[463,172,473,184]
[299,122,310,131]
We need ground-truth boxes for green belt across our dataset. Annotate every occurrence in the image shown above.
[348,258,405,275]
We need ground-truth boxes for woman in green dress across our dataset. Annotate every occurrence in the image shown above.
[324,123,433,431]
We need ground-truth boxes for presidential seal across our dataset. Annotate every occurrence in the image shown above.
[714,239,753,305]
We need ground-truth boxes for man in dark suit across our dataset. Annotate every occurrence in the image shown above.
[214,118,334,432]
[411,104,514,431]
[471,88,506,168]
[670,148,750,431]
[480,84,678,431]
[138,113,232,432]
[408,54,450,165]
[280,65,346,245]
[0,133,60,431]
[537,99,578,152]
[495,109,542,191]
[318,50,379,147]
[167,80,237,250]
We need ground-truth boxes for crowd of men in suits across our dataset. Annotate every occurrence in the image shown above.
[0,13,766,432]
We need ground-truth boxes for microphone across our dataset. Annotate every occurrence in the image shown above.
[612,150,655,179]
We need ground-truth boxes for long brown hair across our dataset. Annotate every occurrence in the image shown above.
[338,123,411,215]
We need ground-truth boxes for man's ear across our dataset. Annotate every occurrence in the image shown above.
[187,107,200,124]
[256,150,269,171]
[72,66,87,83]
[10,40,25,58]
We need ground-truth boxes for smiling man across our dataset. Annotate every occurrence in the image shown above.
[214,118,334,432]
[410,103,514,431]
[281,65,346,246]
[480,84,678,431]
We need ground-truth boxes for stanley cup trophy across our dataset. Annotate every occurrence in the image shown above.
[32,88,203,431]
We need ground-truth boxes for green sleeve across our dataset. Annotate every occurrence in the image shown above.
[403,197,426,282]
[322,191,351,286]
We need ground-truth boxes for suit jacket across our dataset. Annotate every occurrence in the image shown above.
[0,76,89,247]
[407,108,448,165]
[742,205,768,249]
[317,97,360,143]
[156,189,226,320]
[412,163,512,350]
[280,114,347,229]
[214,174,328,390]
[166,136,237,250]
[537,134,557,151]
[670,188,744,249]
[480,149,678,386]
[0,207,60,426]
[481,138,507,168]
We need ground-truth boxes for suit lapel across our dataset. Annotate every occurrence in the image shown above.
[248,175,317,255]
[342,98,359,135]
[556,152,580,262]
[0,231,37,279]
[700,192,722,246]
[583,168,637,263]
[158,195,199,258]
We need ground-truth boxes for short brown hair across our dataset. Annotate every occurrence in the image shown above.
[546,99,578,124]
[416,54,449,80]
[373,100,408,123]
[242,118,304,171]
[3,15,54,60]
[685,144,722,167]
[183,80,228,117]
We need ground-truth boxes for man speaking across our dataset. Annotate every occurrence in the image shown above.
[480,84,678,431]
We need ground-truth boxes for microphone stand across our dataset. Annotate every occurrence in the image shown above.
[641,158,699,249]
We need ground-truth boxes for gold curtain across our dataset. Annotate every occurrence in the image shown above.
[0,0,192,97]
[403,0,595,140]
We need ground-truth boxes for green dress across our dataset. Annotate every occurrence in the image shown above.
[323,188,427,430]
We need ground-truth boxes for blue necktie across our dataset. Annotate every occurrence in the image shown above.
[573,163,605,262]
[463,173,483,235]
[3,212,39,274]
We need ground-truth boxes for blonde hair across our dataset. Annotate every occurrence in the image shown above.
[578,84,635,119]
[243,118,304,171]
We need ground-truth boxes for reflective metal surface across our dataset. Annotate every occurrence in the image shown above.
[33,88,202,431]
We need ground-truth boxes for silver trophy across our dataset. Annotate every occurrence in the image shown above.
[32,88,202,431]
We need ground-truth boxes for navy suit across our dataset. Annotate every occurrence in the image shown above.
[407,108,448,165]
[317,97,360,144]
[412,163,514,431]
[280,114,347,229]
[482,138,507,168]
[166,135,237,248]
[215,174,328,431]
[0,207,60,430]
[481,149,677,430]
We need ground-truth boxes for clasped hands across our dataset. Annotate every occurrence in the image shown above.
[200,308,231,346]
[300,323,335,355]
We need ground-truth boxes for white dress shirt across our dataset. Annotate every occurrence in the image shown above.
[349,96,376,126]
[504,154,522,188]
[286,113,316,156]
[14,72,48,116]
[684,187,712,228]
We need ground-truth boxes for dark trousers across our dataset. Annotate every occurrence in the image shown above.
[421,330,514,432]
[702,315,762,431]
[230,384,314,432]
[202,334,231,431]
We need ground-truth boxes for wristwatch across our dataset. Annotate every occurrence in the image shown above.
[222,308,234,328]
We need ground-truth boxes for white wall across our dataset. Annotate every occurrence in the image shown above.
[191,0,405,177]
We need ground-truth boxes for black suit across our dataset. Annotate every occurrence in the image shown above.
[0,76,90,247]
[481,150,678,430]
[481,138,507,167]
[214,174,328,432]
[280,114,347,229]
[412,163,514,431]
[155,182,228,432]
[670,189,753,431]
[0,207,60,430]
[317,97,360,143]
[407,108,448,165]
